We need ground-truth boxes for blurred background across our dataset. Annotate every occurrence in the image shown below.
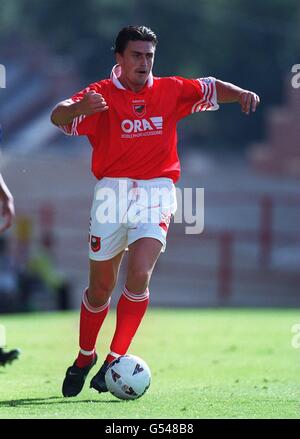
[0,0,300,312]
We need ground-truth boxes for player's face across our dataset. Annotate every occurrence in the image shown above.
[116,40,155,91]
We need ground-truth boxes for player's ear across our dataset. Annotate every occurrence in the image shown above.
[115,52,123,65]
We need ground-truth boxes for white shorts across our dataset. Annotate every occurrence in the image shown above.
[89,177,177,261]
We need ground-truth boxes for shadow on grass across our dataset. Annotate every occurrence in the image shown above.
[0,396,122,407]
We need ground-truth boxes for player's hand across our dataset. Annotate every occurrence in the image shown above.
[77,90,109,116]
[0,196,15,233]
[238,90,260,115]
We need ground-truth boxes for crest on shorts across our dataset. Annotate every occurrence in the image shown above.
[132,102,146,118]
[90,235,101,252]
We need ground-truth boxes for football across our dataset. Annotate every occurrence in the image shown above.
[105,354,151,400]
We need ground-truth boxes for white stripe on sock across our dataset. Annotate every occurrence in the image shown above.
[123,292,148,302]
[109,351,121,359]
[123,285,149,302]
[82,289,111,313]
[80,348,95,356]
[124,285,149,298]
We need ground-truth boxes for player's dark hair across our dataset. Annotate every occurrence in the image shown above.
[114,26,158,54]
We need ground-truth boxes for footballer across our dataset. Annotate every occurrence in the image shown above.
[51,25,260,397]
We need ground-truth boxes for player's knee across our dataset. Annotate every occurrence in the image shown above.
[88,280,116,306]
[126,269,151,292]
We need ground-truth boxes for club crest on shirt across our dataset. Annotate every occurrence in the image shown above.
[90,235,101,252]
[132,101,146,118]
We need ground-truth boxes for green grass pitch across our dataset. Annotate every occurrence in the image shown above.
[0,308,299,419]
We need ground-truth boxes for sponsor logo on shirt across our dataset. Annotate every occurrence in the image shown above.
[121,117,163,138]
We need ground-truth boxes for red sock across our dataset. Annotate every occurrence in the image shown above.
[106,285,149,363]
[76,289,110,368]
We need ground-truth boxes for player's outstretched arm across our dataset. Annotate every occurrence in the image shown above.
[51,91,109,126]
[0,174,15,233]
[216,80,260,115]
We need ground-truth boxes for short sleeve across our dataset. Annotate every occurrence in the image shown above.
[56,83,104,136]
[176,76,219,120]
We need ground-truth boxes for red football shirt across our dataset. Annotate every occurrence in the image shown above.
[57,65,219,183]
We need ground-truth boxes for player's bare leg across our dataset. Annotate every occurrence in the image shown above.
[88,251,125,307]
[126,237,163,292]
[90,237,162,393]
[62,250,124,397]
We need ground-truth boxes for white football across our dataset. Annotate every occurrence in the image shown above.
[105,354,151,400]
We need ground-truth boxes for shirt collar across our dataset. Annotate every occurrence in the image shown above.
[110,64,154,90]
